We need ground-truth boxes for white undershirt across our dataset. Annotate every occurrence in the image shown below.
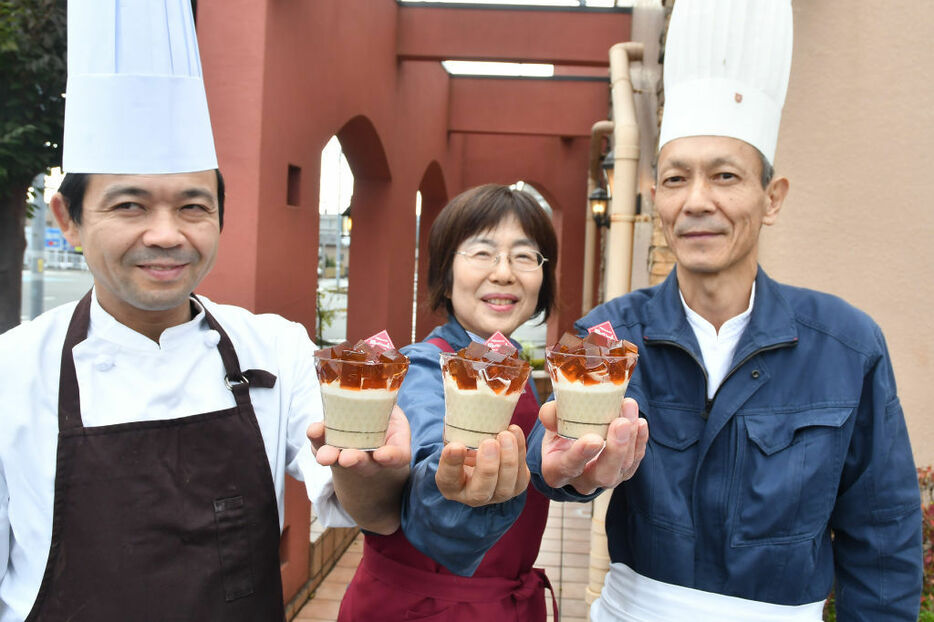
[679,283,756,399]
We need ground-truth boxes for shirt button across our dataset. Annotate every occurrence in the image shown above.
[203,330,221,348]
[94,355,114,372]
[751,370,761,379]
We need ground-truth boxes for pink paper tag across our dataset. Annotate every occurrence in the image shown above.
[484,331,512,352]
[364,330,395,351]
[588,321,618,341]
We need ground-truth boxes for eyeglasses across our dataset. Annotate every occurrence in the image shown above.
[455,249,548,272]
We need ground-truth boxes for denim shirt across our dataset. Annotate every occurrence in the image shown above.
[527,267,923,620]
[397,317,531,576]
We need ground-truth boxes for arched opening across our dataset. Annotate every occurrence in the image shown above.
[332,115,410,344]
[413,161,448,342]
[316,136,354,345]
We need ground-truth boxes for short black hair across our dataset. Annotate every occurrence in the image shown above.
[57,169,226,229]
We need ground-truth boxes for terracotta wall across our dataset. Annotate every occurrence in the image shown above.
[194,0,633,601]
[197,0,631,347]
[762,0,934,465]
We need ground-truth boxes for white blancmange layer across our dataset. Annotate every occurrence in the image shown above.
[320,382,398,450]
[442,375,522,449]
[551,374,630,439]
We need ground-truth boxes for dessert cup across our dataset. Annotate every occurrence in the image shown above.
[546,347,637,440]
[440,350,530,449]
[315,349,408,450]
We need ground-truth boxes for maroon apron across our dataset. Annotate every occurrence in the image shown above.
[338,337,556,622]
[25,291,286,622]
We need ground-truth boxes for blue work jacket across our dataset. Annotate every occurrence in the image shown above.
[527,267,923,620]
[398,318,531,576]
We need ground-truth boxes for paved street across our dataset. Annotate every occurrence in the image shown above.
[20,269,95,322]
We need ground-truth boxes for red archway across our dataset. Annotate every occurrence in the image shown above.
[414,160,449,341]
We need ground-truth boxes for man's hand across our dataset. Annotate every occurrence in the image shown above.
[435,424,530,507]
[307,405,411,474]
[539,397,648,495]
[306,405,411,535]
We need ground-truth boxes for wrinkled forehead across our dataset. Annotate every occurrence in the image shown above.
[657,135,762,172]
[85,170,218,202]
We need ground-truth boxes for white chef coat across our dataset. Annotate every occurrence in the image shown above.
[0,293,353,621]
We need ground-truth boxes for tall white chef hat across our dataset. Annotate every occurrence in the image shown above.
[62,0,217,174]
[658,0,793,164]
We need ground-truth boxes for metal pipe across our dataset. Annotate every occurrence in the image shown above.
[587,40,644,608]
[605,41,643,300]
[584,120,615,316]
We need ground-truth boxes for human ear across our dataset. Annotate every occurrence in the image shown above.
[762,177,789,226]
[49,193,82,248]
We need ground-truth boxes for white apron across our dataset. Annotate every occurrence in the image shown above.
[590,563,825,622]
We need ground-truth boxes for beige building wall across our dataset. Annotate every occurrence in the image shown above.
[761,1,934,465]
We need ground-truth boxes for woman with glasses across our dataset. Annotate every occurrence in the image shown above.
[338,184,558,621]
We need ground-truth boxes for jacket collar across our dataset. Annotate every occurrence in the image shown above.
[643,266,798,357]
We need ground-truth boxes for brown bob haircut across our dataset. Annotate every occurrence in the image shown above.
[426,184,558,321]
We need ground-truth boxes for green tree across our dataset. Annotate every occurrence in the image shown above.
[0,0,66,333]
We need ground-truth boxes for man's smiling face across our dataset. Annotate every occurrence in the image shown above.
[653,135,786,281]
[59,171,221,324]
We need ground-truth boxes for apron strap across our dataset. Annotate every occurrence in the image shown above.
[56,292,276,429]
[524,568,559,621]
[426,336,455,353]
[242,368,277,389]
[58,290,94,431]
[194,295,254,407]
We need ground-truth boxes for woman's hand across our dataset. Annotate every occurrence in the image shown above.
[435,424,530,507]
[538,397,648,495]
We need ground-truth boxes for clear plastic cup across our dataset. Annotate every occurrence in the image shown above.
[545,347,637,440]
[315,357,409,450]
[440,352,531,449]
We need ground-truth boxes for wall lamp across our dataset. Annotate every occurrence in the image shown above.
[589,187,610,229]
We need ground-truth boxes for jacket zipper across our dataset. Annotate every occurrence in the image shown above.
[645,337,799,538]
[645,339,797,419]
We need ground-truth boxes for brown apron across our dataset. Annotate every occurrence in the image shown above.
[338,336,556,622]
[25,291,286,622]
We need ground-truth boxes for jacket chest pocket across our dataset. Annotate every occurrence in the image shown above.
[731,407,853,546]
[632,405,705,530]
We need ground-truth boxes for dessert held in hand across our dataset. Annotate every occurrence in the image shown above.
[440,331,532,448]
[314,330,409,449]
[546,323,638,439]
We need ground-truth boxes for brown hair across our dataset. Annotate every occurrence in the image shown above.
[426,184,558,321]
